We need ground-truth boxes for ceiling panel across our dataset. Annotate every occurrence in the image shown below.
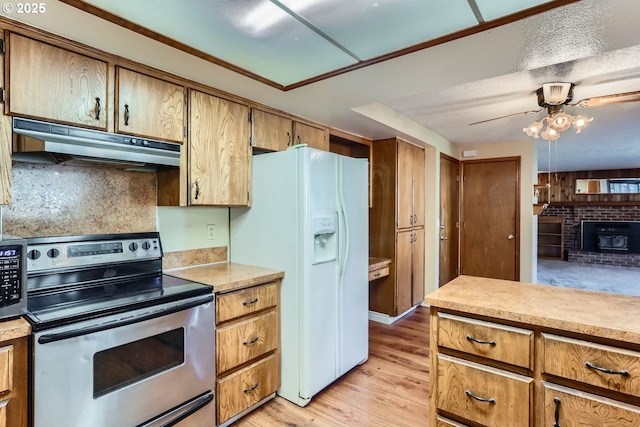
[474,0,554,21]
[83,0,358,85]
[278,0,479,60]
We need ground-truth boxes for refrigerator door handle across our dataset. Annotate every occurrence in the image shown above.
[337,158,350,277]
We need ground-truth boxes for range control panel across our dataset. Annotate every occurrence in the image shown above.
[26,235,162,273]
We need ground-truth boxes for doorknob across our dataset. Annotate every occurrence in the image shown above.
[507,234,514,240]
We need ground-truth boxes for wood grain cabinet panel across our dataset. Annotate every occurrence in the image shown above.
[215,280,280,426]
[116,67,184,143]
[438,313,534,369]
[217,353,279,425]
[543,334,640,395]
[217,282,278,323]
[250,109,292,152]
[189,89,251,206]
[543,382,640,427]
[293,121,328,151]
[436,354,533,427]
[436,416,470,427]
[7,33,107,129]
[370,138,425,316]
[0,346,12,394]
[216,310,278,374]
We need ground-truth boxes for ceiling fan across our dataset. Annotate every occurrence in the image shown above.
[469,82,640,127]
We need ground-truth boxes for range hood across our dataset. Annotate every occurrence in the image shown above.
[12,117,181,172]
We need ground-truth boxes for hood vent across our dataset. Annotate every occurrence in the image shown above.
[11,118,181,172]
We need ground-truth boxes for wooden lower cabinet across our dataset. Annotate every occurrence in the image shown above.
[215,281,280,426]
[0,336,27,427]
[430,293,640,427]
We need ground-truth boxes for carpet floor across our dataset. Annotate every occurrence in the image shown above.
[537,259,640,296]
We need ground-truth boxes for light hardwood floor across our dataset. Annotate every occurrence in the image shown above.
[231,306,430,427]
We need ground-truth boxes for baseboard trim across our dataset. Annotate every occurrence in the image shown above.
[368,305,418,324]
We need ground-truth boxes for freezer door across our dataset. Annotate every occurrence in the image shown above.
[299,149,339,400]
[336,156,369,376]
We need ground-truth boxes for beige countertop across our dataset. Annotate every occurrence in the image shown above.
[369,257,391,271]
[0,317,31,342]
[425,275,640,344]
[165,262,284,294]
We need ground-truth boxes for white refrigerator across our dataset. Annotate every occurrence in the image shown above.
[230,146,369,407]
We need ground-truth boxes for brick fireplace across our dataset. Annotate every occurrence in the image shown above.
[541,205,640,267]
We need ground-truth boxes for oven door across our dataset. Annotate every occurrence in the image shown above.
[32,294,215,427]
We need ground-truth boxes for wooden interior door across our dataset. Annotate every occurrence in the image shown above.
[460,158,519,280]
[439,154,459,286]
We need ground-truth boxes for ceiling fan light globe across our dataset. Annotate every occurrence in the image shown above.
[541,127,559,141]
[523,121,543,138]
[548,112,573,132]
[573,115,593,133]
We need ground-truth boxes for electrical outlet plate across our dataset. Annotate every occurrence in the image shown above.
[207,224,215,240]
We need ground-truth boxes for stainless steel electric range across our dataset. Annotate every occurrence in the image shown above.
[25,232,216,427]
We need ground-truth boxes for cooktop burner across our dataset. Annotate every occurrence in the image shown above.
[24,232,212,331]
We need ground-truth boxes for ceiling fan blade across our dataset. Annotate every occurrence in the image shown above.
[469,108,543,125]
[572,90,640,107]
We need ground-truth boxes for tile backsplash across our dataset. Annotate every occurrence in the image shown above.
[2,162,156,237]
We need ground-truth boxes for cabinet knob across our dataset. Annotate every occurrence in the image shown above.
[507,234,514,240]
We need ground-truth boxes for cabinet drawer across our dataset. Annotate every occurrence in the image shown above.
[436,415,469,427]
[437,313,533,369]
[436,354,532,427]
[217,353,279,425]
[543,382,640,427]
[216,311,278,373]
[217,282,278,323]
[368,266,389,281]
[0,346,13,395]
[543,334,640,396]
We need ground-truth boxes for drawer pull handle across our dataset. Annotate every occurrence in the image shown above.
[243,336,259,346]
[243,297,259,306]
[244,382,259,393]
[585,361,629,376]
[553,397,561,427]
[466,335,496,346]
[465,390,495,404]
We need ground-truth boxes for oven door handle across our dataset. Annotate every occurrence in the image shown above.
[136,391,214,427]
[37,295,214,344]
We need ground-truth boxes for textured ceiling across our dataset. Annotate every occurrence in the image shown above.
[5,0,640,172]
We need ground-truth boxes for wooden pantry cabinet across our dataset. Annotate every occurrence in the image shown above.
[115,67,185,143]
[5,32,108,130]
[369,137,426,316]
[189,89,252,206]
[215,281,281,426]
[426,275,640,427]
[250,108,328,152]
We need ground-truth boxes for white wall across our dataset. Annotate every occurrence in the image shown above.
[458,140,538,283]
[157,207,229,254]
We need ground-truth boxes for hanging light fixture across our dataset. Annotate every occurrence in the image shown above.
[522,83,593,139]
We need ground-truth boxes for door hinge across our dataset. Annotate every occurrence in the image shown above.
[184,126,187,138]
[249,136,253,147]
[456,174,460,182]
[247,191,250,203]
[0,40,5,56]
[456,222,460,228]
[248,111,252,122]
[0,88,5,104]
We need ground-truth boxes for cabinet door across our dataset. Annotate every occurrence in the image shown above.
[396,230,413,315]
[293,122,328,151]
[116,67,184,142]
[251,108,292,151]
[411,228,425,306]
[397,141,414,229]
[412,145,426,227]
[7,33,107,129]
[189,90,251,206]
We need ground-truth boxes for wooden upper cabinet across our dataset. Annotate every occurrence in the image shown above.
[6,32,108,129]
[116,67,185,143]
[189,90,251,206]
[293,121,328,151]
[397,140,425,229]
[251,108,292,151]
